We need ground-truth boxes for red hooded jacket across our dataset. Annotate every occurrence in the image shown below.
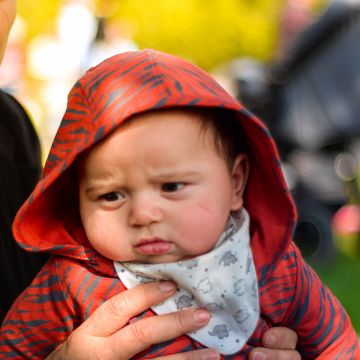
[1,49,359,359]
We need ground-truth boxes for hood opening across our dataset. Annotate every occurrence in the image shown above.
[12,50,296,271]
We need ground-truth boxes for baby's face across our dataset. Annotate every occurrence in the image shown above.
[78,109,247,263]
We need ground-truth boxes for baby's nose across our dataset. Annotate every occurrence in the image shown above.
[128,195,163,226]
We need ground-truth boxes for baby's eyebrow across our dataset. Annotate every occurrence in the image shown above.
[84,181,119,195]
[153,170,200,180]
[84,186,101,195]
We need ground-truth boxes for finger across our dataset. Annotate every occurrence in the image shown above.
[111,307,211,358]
[80,281,177,337]
[248,348,301,360]
[156,348,220,360]
[261,327,298,350]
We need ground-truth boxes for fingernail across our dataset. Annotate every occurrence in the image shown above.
[194,309,211,324]
[263,333,276,346]
[159,281,176,293]
[253,351,266,360]
[199,349,220,360]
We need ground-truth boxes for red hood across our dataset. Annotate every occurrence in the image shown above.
[13,49,296,270]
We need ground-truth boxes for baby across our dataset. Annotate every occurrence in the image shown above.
[1,49,359,359]
[78,107,254,353]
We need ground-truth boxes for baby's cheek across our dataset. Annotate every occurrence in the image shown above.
[87,220,129,260]
[179,207,224,254]
[92,236,129,260]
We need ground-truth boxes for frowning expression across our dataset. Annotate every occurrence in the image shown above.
[78,109,247,263]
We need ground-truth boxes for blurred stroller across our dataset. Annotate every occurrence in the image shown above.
[230,0,360,268]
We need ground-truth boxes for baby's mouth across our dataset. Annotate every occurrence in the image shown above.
[135,238,172,255]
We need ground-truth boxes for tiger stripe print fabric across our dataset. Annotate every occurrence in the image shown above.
[1,49,359,359]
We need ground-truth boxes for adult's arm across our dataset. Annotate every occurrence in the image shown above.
[0,0,16,63]
[0,0,48,319]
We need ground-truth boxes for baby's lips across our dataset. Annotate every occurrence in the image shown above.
[135,239,172,255]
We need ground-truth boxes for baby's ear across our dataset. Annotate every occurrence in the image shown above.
[230,153,249,211]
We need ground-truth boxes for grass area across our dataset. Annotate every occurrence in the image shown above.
[313,252,360,333]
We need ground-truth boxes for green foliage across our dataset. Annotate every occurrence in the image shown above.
[110,0,285,70]
[18,0,329,70]
[315,253,360,333]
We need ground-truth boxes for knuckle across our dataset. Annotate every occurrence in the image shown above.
[172,309,189,332]
[138,282,156,299]
[132,283,159,307]
[286,329,298,349]
[271,327,298,350]
[141,282,162,300]
[131,320,153,346]
[292,332,299,347]
[105,294,129,318]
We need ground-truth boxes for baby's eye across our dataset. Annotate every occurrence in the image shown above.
[100,192,124,202]
[161,182,184,192]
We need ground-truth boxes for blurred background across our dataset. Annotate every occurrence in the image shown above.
[1,0,359,332]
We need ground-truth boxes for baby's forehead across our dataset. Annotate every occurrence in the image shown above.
[78,107,216,160]
[75,107,224,179]
[79,106,240,174]
[110,107,217,143]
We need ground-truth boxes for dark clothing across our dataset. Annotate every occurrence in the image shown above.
[0,90,47,321]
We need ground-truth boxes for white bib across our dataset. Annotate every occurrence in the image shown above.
[114,209,259,355]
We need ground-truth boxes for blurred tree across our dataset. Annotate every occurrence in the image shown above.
[101,0,285,70]
[17,0,328,71]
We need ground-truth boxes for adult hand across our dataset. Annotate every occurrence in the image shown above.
[249,327,301,360]
[46,281,301,360]
[45,281,219,360]
[0,0,16,63]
